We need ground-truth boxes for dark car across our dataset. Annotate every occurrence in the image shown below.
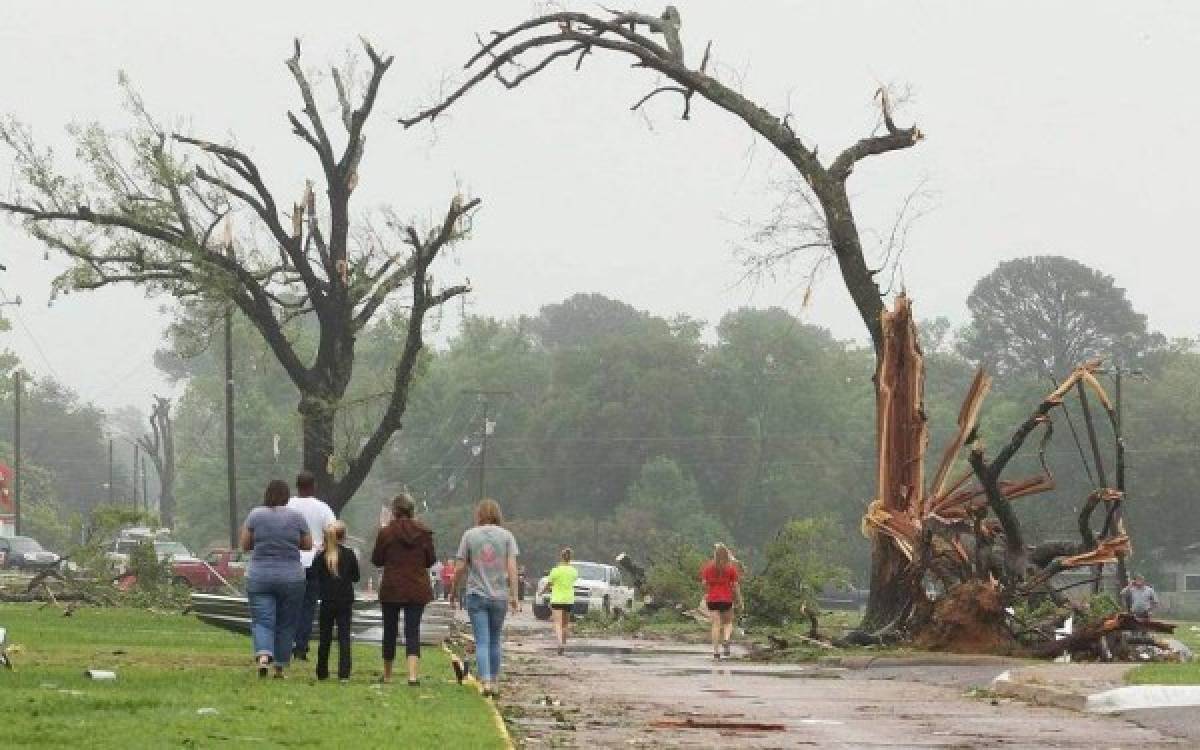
[0,536,62,571]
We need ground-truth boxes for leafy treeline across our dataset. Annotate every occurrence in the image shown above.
[163,284,1199,582]
[0,351,129,551]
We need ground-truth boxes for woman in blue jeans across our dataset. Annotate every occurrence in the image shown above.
[241,479,312,678]
[452,498,520,698]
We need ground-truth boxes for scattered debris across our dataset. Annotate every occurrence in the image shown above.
[651,717,785,732]
[84,669,116,680]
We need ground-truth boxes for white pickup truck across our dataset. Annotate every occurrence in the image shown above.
[532,561,637,620]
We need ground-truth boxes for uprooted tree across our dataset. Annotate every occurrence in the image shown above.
[0,40,480,513]
[859,295,1150,654]
[398,4,923,630]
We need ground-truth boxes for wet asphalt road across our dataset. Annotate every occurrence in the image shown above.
[486,613,1191,749]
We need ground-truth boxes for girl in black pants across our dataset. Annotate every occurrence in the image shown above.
[314,520,360,681]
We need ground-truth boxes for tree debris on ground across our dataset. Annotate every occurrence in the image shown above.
[854,294,1167,661]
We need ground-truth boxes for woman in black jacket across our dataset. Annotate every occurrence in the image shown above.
[313,520,360,681]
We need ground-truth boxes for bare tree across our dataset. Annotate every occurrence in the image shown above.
[398,6,922,628]
[138,396,176,527]
[0,40,480,514]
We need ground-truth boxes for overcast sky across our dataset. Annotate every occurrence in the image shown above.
[1,1,1196,414]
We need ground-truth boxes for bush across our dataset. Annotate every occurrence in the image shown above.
[741,518,848,629]
[642,542,707,608]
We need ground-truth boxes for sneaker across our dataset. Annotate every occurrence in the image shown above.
[713,652,721,661]
[407,679,421,687]
[557,645,565,656]
[722,641,732,658]
[338,678,350,684]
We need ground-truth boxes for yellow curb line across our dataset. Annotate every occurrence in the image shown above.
[443,644,514,749]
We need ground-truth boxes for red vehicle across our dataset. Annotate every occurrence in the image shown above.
[171,549,246,592]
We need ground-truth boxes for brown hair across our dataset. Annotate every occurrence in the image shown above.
[392,493,416,519]
[475,498,503,526]
[264,479,290,507]
[296,470,316,496]
[713,543,732,572]
[560,547,573,563]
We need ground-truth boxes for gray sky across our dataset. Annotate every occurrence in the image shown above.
[1,1,1196,413]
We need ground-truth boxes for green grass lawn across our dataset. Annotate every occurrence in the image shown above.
[0,604,507,749]
[1126,620,1200,685]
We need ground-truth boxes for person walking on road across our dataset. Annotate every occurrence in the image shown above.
[372,493,436,685]
[314,520,359,682]
[539,547,578,655]
[701,543,742,660]
[452,498,520,698]
[241,479,312,678]
[287,471,336,661]
[1122,574,1160,618]
[439,557,455,600]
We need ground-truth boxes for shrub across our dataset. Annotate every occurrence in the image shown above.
[741,518,848,629]
[642,542,707,608]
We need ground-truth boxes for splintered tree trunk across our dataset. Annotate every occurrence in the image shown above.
[861,295,928,631]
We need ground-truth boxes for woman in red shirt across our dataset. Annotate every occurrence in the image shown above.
[700,543,742,660]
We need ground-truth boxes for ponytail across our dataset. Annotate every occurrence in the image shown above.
[324,521,346,577]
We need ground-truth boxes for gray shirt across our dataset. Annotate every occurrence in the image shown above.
[456,525,520,600]
[1127,584,1158,614]
[245,506,309,584]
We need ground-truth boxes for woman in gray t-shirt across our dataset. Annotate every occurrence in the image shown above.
[453,498,519,698]
[241,479,312,678]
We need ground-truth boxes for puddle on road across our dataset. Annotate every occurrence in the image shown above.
[655,667,843,679]
[558,642,846,680]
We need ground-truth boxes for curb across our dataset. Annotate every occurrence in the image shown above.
[441,644,515,749]
[991,670,1088,712]
[825,653,1026,670]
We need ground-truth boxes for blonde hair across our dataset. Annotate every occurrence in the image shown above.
[392,493,416,519]
[475,498,503,526]
[324,520,346,577]
[713,543,732,572]
[560,547,573,563]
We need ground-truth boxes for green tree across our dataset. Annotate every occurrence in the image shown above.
[621,457,728,548]
[0,40,478,514]
[742,518,849,629]
[960,256,1160,378]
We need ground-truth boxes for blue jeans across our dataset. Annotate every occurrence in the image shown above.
[293,566,320,656]
[466,593,508,682]
[247,577,306,667]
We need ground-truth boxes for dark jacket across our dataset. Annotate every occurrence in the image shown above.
[313,544,360,606]
[371,518,435,605]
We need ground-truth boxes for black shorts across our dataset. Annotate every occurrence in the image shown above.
[551,603,574,612]
[706,601,733,612]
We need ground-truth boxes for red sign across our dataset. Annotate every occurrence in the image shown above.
[0,462,13,514]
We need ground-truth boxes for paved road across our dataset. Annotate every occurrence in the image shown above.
[492,630,1186,749]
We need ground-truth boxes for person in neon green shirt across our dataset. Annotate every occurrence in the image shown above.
[539,547,578,655]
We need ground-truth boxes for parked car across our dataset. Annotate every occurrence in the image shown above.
[169,548,246,591]
[0,536,62,571]
[532,561,637,620]
[817,583,868,612]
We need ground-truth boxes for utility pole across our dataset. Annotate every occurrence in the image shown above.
[132,442,140,509]
[223,230,239,549]
[108,439,114,505]
[141,455,149,516]
[461,389,511,501]
[13,370,22,535]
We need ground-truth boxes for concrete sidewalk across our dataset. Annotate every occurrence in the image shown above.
[991,663,1131,712]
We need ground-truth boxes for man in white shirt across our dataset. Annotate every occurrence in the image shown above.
[287,470,336,660]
